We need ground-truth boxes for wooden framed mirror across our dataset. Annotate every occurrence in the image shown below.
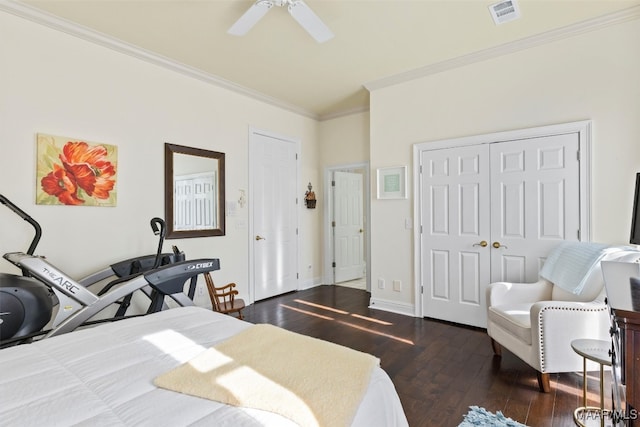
[164,143,225,238]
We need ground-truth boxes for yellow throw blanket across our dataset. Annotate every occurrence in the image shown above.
[154,324,380,427]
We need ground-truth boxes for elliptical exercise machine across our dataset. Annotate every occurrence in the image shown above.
[79,217,188,317]
[0,194,220,346]
[76,217,201,310]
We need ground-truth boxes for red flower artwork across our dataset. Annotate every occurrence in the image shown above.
[39,138,117,206]
[40,163,84,205]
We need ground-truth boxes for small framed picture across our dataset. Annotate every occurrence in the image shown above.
[377,166,407,199]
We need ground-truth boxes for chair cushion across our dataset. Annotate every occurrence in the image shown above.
[488,303,533,345]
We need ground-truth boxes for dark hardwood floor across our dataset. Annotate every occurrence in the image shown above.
[242,285,613,427]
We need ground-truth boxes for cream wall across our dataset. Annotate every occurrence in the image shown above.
[319,112,370,167]
[0,11,319,306]
[368,18,640,314]
[318,112,370,283]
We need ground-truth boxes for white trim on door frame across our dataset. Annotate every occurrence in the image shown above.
[412,120,592,317]
[322,162,371,291]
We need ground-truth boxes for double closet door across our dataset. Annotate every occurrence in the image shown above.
[419,132,581,328]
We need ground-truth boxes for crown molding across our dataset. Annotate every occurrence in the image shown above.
[319,105,369,121]
[0,0,319,120]
[4,0,638,121]
[364,5,640,92]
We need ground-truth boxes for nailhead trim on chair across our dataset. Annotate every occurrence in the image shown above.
[537,304,608,372]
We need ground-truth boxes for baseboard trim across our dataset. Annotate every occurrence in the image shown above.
[369,297,415,317]
[299,278,322,290]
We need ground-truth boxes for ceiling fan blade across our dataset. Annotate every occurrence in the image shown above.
[287,0,334,43]
[228,1,274,36]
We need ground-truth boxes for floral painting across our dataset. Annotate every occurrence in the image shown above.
[36,134,117,206]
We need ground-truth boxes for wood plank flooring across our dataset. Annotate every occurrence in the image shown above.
[242,285,614,427]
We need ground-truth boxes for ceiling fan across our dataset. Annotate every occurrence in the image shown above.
[228,0,334,43]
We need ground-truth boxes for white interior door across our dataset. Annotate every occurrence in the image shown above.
[250,130,298,301]
[420,145,492,327]
[489,134,580,283]
[420,131,582,327]
[333,171,365,283]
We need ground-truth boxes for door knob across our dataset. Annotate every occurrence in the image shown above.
[492,241,508,249]
[359,229,364,233]
[473,240,488,247]
[255,235,265,241]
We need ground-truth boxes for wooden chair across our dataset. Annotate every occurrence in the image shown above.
[204,273,245,320]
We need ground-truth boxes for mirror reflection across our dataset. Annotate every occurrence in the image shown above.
[164,143,225,238]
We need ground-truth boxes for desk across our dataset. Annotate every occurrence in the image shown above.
[571,339,612,427]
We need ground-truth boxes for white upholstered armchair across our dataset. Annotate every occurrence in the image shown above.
[486,244,640,392]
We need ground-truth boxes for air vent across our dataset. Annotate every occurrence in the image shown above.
[489,0,521,25]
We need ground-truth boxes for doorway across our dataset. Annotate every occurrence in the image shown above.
[323,163,370,291]
[248,127,300,302]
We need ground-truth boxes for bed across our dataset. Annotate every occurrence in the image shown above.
[0,306,408,426]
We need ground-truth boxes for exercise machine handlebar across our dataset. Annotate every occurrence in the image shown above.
[0,194,42,257]
[149,217,166,269]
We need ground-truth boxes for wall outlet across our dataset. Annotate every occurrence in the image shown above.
[378,278,385,289]
[393,279,401,292]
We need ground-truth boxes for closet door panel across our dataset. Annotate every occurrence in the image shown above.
[420,145,491,327]
[489,133,580,283]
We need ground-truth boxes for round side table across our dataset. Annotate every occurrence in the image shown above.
[571,339,612,427]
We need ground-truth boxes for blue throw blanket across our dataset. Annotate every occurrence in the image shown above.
[539,242,613,295]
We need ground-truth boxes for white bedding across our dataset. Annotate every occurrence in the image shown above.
[0,306,408,427]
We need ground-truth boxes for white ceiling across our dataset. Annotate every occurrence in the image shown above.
[10,0,640,119]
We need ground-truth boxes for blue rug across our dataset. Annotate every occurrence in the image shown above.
[459,406,528,426]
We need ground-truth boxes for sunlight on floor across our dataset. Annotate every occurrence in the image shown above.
[350,313,392,326]
[294,299,349,314]
[336,320,415,345]
[280,304,334,321]
[293,299,392,325]
[279,298,413,345]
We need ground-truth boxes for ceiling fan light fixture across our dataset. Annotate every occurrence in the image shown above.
[228,0,333,43]
[228,0,274,36]
[287,0,334,43]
